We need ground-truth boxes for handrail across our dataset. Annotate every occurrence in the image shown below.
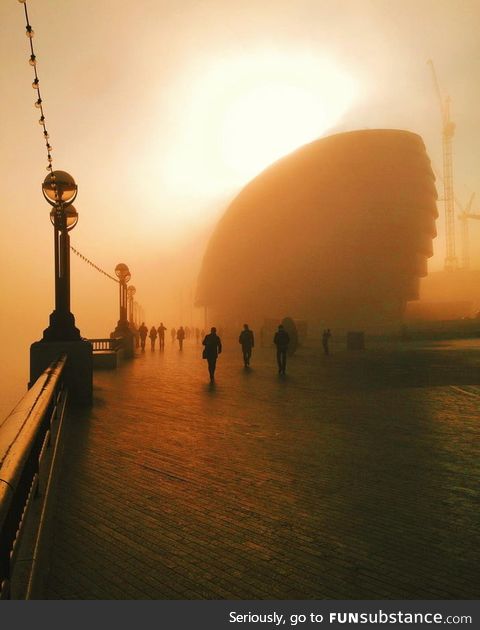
[0,355,67,599]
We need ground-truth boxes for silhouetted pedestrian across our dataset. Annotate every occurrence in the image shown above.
[239,323,254,367]
[139,322,148,351]
[177,326,186,350]
[273,324,290,375]
[202,326,222,382]
[149,326,157,350]
[322,329,332,356]
[157,322,167,349]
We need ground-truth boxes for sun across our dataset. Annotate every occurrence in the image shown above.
[159,50,358,201]
[221,80,335,180]
[215,51,357,182]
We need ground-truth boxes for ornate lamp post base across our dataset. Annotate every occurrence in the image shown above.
[30,338,93,405]
[112,319,131,336]
[42,309,81,341]
[111,320,135,359]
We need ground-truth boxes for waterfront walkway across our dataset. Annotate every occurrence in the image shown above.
[44,338,480,599]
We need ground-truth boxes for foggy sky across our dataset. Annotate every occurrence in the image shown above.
[0,0,479,414]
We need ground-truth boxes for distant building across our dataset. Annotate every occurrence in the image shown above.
[196,129,438,332]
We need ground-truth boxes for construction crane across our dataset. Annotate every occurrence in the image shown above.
[433,163,477,270]
[428,59,457,269]
[458,192,479,269]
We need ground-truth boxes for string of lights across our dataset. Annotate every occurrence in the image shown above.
[18,2,119,285]
[70,245,119,283]
[18,0,54,174]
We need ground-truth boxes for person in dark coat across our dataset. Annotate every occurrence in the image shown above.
[149,326,157,350]
[282,317,299,356]
[239,323,254,367]
[177,326,186,350]
[139,322,148,351]
[273,324,290,375]
[157,322,167,349]
[202,327,222,382]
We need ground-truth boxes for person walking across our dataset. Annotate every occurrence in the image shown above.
[149,326,157,350]
[322,328,332,356]
[157,322,167,349]
[239,323,254,367]
[273,324,290,375]
[177,326,186,350]
[202,327,222,382]
[139,322,148,351]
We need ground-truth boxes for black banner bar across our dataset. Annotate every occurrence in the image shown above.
[0,600,478,630]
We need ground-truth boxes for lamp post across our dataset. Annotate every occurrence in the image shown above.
[128,288,139,348]
[127,285,136,324]
[31,170,92,405]
[133,300,138,326]
[114,263,131,334]
[41,170,81,340]
[111,263,135,358]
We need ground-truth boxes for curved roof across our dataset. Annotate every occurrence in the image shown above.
[197,129,438,329]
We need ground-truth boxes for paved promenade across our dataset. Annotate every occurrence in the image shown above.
[44,337,480,599]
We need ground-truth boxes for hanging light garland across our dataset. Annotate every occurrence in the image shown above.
[70,246,119,283]
[18,0,122,284]
[18,0,54,174]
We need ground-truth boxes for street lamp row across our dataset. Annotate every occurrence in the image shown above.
[41,169,142,341]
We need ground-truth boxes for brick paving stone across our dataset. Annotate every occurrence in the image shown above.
[43,337,480,599]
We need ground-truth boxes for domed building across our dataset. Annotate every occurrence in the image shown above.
[196,129,438,333]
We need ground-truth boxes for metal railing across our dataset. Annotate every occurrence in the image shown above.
[0,355,67,599]
[90,337,122,352]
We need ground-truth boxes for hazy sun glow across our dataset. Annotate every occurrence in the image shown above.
[161,51,358,198]
[222,82,330,179]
